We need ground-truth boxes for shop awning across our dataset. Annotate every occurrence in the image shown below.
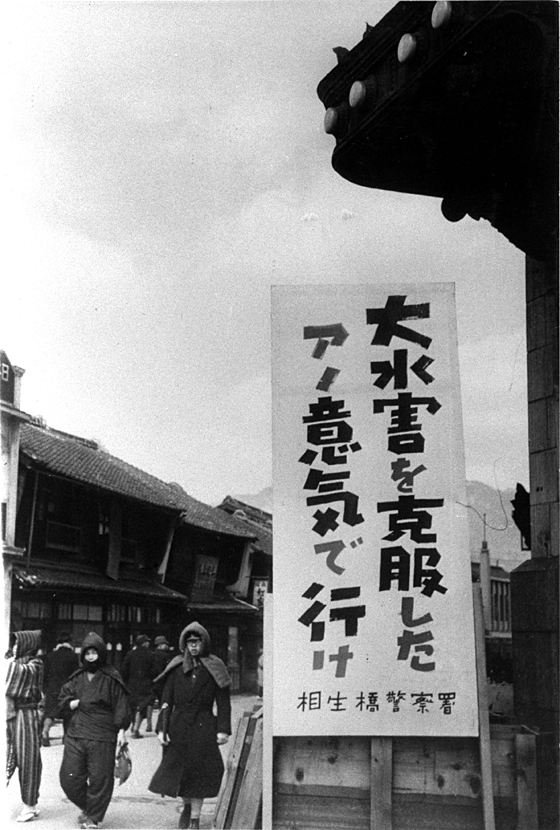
[187,596,259,615]
[12,565,187,603]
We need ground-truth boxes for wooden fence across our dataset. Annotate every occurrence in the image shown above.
[270,590,538,830]
[214,706,263,829]
[272,726,537,830]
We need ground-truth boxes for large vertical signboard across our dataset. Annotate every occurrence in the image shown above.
[272,284,478,737]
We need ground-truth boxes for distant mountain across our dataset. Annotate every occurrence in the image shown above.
[465,481,529,571]
[235,482,529,572]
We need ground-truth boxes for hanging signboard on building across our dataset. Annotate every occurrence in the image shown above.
[272,283,478,737]
[191,554,219,601]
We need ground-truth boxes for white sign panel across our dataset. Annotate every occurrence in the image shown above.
[272,284,478,737]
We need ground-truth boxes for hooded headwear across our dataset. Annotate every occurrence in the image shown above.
[179,621,211,655]
[80,631,107,671]
[65,632,128,691]
[154,621,231,689]
[14,630,42,658]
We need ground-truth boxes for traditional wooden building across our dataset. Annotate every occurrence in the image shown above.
[217,495,273,606]
[216,495,273,692]
[160,493,270,693]
[12,419,257,678]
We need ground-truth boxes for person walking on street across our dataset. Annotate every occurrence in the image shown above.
[148,622,231,829]
[121,634,158,737]
[58,632,131,829]
[6,630,44,823]
[152,635,173,708]
[41,631,79,747]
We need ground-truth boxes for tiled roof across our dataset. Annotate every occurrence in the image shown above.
[13,564,187,602]
[20,424,254,539]
[218,496,272,556]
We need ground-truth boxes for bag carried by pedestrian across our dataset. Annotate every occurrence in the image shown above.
[114,741,132,785]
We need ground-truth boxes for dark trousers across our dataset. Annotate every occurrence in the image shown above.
[59,736,116,823]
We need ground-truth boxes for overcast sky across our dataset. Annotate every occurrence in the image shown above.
[4,1,528,506]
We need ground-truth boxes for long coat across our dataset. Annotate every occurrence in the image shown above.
[120,647,158,712]
[148,662,231,799]
[43,645,80,719]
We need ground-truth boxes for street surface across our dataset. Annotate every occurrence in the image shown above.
[5,695,261,830]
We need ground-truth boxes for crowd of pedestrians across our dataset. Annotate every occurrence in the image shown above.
[5,624,233,829]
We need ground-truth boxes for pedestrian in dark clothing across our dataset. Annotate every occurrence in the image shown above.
[121,634,158,737]
[152,635,173,706]
[6,630,43,823]
[58,632,131,829]
[41,631,80,746]
[148,622,231,829]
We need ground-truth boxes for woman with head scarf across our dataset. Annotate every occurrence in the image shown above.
[58,632,131,829]
[148,622,232,829]
[6,630,44,823]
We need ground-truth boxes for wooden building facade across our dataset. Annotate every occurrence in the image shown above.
[11,419,260,688]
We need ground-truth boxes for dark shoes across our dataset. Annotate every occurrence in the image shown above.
[178,803,191,829]
[188,820,200,829]
[130,731,143,739]
[41,736,50,747]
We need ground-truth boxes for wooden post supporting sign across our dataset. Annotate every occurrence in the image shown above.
[473,584,496,830]
[370,737,393,830]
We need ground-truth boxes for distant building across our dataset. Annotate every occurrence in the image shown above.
[471,559,512,683]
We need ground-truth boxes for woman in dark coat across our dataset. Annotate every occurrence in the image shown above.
[120,634,158,737]
[148,622,232,830]
[41,630,79,746]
